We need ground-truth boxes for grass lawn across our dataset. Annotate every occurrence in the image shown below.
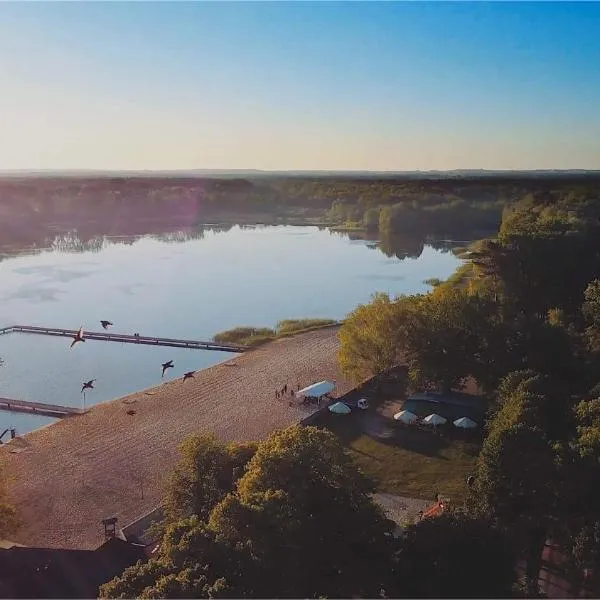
[317,408,480,503]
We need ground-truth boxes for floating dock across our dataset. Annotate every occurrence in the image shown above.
[0,325,247,353]
[0,397,85,419]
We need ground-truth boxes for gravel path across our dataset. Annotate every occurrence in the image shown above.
[373,493,432,526]
[0,327,352,550]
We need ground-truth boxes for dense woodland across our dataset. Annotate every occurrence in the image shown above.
[2,174,600,240]
[3,177,600,597]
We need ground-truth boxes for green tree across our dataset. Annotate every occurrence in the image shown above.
[471,424,558,595]
[404,287,494,392]
[165,434,257,523]
[489,370,573,442]
[583,279,600,353]
[210,426,395,598]
[338,292,413,382]
[392,512,516,598]
[100,518,238,599]
[475,193,600,317]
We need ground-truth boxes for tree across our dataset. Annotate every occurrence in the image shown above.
[488,370,573,442]
[403,287,497,392]
[583,279,600,353]
[392,511,516,598]
[338,286,507,393]
[165,434,257,523]
[476,193,600,318]
[210,426,396,599]
[100,518,238,599]
[338,292,413,382]
[471,423,558,595]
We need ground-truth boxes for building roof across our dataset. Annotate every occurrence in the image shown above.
[0,537,146,599]
[407,390,484,410]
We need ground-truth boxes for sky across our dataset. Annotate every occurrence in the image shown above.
[1,1,599,172]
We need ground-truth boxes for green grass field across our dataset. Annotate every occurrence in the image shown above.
[318,409,480,502]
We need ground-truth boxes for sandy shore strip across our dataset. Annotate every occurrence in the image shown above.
[1,326,352,550]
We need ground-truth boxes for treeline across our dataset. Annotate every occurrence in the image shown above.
[2,175,600,239]
[338,187,600,596]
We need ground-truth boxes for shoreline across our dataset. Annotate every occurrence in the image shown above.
[1,326,352,550]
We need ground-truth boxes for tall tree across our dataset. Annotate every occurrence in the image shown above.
[165,434,257,523]
[392,511,516,598]
[338,292,413,382]
[211,426,395,599]
[471,423,558,595]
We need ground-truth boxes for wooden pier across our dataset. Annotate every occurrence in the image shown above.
[0,325,247,353]
[0,397,85,419]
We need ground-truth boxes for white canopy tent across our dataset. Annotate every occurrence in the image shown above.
[328,401,351,415]
[297,380,335,398]
[453,416,478,429]
[422,413,447,426]
[393,410,418,424]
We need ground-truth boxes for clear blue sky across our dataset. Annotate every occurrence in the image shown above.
[1,1,599,171]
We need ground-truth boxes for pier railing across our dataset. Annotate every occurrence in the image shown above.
[0,325,247,353]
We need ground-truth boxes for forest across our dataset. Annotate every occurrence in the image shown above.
[2,173,600,242]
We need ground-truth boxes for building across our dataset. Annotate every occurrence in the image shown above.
[0,536,147,598]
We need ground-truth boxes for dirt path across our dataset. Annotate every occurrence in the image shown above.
[0,327,352,550]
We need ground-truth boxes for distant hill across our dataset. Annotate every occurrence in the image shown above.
[1,168,599,180]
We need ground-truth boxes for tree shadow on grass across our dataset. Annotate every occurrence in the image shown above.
[377,422,451,459]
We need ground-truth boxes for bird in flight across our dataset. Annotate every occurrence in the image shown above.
[161,360,174,378]
[81,379,96,393]
[70,326,85,348]
[183,371,195,382]
[100,320,114,330]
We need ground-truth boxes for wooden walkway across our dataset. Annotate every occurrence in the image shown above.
[0,325,246,353]
[0,397,85,419]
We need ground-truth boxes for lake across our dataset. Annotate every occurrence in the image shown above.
[0,224,462,434]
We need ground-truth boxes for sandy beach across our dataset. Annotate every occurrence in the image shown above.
[0,326,352,550]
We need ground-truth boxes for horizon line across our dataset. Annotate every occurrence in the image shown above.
[1,168,600,176]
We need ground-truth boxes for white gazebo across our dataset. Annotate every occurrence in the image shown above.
[453,416,478,429]
[393,410,418,424]
[422,413,447,426]
[328,401,351,415]
[297,380,335,398]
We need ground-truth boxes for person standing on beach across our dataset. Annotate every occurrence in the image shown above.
[283,384,288,394]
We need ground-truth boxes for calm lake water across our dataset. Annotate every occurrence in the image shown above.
[0,224,461,434]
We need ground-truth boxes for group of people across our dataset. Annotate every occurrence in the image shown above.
[275,382,300,401]
[274,384,333,408]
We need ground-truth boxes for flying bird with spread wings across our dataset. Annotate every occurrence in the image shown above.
[161,360,174,378]
[81,379,96,393]
[70,326,85,349]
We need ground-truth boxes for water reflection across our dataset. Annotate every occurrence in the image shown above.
[344,230,470,260]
